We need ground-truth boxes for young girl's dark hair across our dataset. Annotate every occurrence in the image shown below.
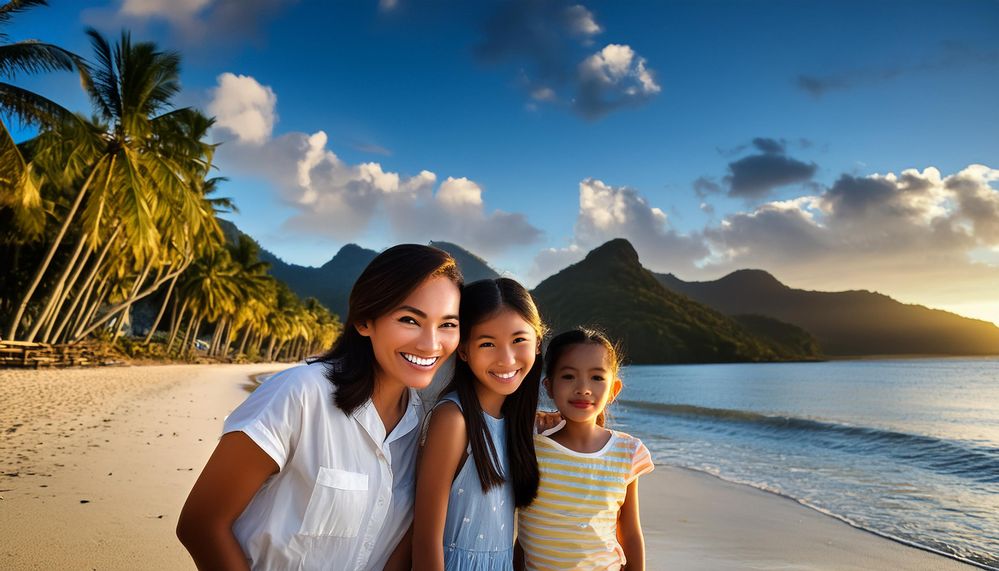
[544,327,622,427]
[440,278,545,508]
[313,244,462,415]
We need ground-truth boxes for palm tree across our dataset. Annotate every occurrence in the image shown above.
[1,0,85,324]
[0,0,84,125]
[6,29,209,340]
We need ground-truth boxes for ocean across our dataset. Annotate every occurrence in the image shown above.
[609,358,999,569]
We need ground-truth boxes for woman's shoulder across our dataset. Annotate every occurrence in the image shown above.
[251,362,334,403]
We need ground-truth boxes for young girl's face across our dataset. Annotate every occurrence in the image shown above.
[546,343,622,425]
[460,308,539,399]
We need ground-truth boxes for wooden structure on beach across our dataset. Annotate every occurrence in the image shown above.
[0,341,107,369]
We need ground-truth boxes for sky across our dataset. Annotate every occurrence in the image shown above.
[8,0,999,324]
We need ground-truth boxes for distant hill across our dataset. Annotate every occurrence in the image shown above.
[657,269,999,356]
[217,221,502,319]
[531,239,821,364]
[430,241,500,282]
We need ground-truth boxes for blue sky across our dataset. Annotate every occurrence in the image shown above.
[8,0,999,323]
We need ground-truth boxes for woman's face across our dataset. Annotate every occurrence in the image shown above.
[357,275,461,391]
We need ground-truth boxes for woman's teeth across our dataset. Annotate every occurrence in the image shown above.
[492,370,518,379]
[402,353,438,366]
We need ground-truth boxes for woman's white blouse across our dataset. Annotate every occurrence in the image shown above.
[223,362,421,570]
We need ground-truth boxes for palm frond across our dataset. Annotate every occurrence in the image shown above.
[0,80,78,126]
[0,0,49,28]
[84,28,120,121]
[0,40,78,77]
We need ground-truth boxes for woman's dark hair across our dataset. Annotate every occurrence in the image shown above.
[544,327,622,427]
[312,244,462,415]
[439,278,545,508]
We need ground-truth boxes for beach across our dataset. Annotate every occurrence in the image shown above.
[0,364,976,570]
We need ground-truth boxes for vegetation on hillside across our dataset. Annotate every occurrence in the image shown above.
[532,239,822,364]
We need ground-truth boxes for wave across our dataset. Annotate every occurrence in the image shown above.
[617,399,999,484]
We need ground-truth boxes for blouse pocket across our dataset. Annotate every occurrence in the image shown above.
[299,467,369,538]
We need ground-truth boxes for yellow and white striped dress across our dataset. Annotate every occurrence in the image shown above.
[517,430,654,570]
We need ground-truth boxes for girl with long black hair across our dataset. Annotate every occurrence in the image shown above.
[414,278,545,570]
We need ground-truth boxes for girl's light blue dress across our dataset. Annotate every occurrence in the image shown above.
[436,392,515,570]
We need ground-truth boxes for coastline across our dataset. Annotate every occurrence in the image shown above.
[0,364,980,570]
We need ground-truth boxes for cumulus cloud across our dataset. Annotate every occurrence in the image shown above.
[575,44,660,119]
[720,137,818,200]
[208,73,278,145]
[477,0,659,119]
[530,178,707,280]
[703,165,999,305]
[211,74,542,254]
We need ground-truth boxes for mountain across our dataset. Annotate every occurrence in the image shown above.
[656,269,999,356]
[531,239,821,364]
[217,221,503,319]
[430,241,500,282]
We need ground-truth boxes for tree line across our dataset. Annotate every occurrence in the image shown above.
[0,0,340,361]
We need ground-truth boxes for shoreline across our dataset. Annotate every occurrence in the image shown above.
[0,363,982,570]
[659,465,992,570]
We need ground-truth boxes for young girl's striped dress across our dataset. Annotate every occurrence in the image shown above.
[517,429,654,570]
[435,392,515,570]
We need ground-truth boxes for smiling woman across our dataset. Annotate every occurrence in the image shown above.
[177,244,463,571]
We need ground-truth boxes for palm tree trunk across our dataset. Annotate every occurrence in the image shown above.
[25,232,89,342]
[73,277,111,341]
[6,156,108,340]
[143,273,179,345]
[236,325,251,357]
[167,298,190,352]
[50,225,122,343]
[111,263,152,343]
[71,259,188,342]
[40,241,95,343]
[187,317,203,358]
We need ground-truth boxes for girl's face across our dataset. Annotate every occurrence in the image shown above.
[356,275,461,390]
[460,308,539,401]
[545,343,622,426]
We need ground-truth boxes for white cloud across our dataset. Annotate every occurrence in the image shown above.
[700,164,999,319]
[574,44,661,118]
[565,5,601,37]
[120,0,211,20]
[531,87,557,102]
[211,76,542,253]
[579,44,660,94]
[530,178,708,281]
[208,73,278,145]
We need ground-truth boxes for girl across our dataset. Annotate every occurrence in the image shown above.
[517,328,654,571]
[414,278,545,570]
[178,244,463,571]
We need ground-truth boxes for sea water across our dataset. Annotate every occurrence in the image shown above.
[611,358,999,568]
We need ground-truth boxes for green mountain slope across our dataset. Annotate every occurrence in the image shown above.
[430,241,500,282]
[532,239,821,364]
[657,269,999,356]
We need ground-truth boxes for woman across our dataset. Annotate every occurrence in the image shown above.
[177,244,463,570]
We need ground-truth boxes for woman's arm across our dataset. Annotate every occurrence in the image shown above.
[617,479,646,571]
[177,432,278,571]
[413,403,467,571]
[384,523,414,571]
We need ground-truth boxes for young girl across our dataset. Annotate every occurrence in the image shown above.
[178,244,463,571]
[414,278,545,570]
[518,328,654,571]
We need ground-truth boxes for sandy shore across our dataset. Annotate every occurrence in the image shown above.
[0,364,978,570]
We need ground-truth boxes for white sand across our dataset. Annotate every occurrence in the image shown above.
[0,364,979,570]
